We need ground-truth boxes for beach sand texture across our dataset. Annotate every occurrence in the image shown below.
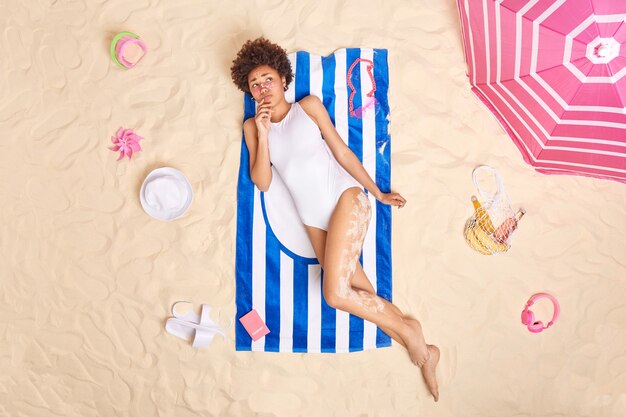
[0,0,625,416]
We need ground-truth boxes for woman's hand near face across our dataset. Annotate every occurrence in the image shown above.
[378,192,407,208]
[255,100,272,137]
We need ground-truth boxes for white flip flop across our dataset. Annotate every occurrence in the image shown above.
[165,302,226,348]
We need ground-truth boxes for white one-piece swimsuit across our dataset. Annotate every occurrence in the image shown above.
[267,101,360,231]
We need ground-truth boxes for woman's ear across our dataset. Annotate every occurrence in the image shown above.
[282,76,287,91]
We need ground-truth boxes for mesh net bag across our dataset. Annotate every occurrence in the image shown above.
[463,166,525,255]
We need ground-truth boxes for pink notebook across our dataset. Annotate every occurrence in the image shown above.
[239,309,270,341]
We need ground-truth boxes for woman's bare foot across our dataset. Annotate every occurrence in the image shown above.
[421,345,440,402]
[404,318,429,367]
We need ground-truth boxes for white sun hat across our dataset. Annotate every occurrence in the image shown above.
[140,167,193,221]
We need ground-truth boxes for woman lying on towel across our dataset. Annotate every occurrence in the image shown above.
[231,37,440,401]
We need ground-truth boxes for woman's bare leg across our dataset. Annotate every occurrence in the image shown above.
[305,226,405,345]
[308,187,439,400]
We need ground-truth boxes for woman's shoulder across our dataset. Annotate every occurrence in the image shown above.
[243,117,257,136]
[297,95,325,122]
[298,95,323,109]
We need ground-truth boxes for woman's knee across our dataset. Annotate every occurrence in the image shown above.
[322,283,349,310]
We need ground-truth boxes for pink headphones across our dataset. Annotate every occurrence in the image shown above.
[521,293,560,333]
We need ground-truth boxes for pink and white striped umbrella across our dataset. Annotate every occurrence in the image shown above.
[457,0,626,183]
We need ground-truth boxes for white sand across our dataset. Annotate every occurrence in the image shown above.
[1,0,625,416]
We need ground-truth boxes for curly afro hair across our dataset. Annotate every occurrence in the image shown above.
[230,37,293,94]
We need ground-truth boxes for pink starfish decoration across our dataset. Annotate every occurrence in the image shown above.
[110,127,143,160]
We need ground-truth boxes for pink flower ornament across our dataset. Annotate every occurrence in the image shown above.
[110,128,143,160]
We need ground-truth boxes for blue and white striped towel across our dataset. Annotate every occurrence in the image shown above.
[235,48,392,353]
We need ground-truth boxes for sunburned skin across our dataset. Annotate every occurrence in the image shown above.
[336,191,384,312]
